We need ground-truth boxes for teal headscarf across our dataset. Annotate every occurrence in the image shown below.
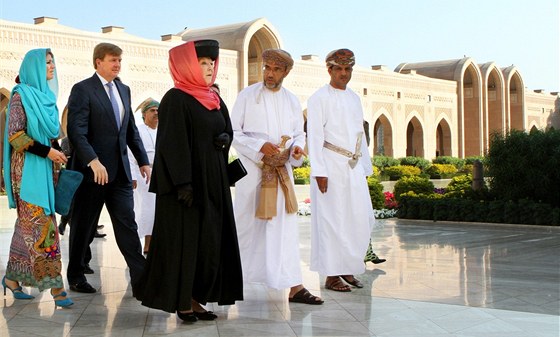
[3,48,60,215]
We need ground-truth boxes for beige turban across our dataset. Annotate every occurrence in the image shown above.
[262,49,294,71]
[325,48,355,67]
[135,97,160,114]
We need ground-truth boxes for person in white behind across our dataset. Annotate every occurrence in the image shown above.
[307,48,375,292]
[129,98,159,255]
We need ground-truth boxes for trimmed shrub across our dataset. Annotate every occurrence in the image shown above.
[398,156,431,170]
[393,175,434,202]
[459,164,474,174]
[368,176,385,209]
[293,167,310,184]
[372,166,380,178]
[486,129,560,207]
[432,156,465,169]
[372,155,400,169]
[465,156,485,165]
[445,174,473,198]
[384,165,421,180]
[425,164,458,178]
[398,195,560,225]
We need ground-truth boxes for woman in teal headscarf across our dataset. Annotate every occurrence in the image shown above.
[2,48,73,307]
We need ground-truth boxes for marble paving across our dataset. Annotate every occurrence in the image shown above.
[0,196,559,336]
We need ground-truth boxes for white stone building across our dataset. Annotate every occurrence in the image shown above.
[1,17,558,159]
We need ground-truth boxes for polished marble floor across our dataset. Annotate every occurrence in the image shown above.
[0,197,559,336]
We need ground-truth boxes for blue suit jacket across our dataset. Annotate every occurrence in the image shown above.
[67,74,148,183]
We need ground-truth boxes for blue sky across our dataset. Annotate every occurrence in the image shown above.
[1,0,558,91]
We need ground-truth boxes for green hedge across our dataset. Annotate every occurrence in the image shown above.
[432,156,465,169]
[398,196,560,225]
[398,156,431,170]
[486,129,560,208]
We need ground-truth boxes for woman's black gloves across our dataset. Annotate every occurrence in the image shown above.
[214,133,230,150]
[177,184,193,207]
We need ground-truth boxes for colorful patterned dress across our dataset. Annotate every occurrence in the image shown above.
[5,93,63,291]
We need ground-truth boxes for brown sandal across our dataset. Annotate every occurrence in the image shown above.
[324,276,351,292]
[289,287,324,305]
[340,275,364,288]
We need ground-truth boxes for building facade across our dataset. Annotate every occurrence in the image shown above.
[1,17,558,159]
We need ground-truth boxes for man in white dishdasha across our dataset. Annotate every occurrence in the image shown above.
[307,48,375,292]
[231,49,323,305]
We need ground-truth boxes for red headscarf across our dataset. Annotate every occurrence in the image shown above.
[168,41,220,110]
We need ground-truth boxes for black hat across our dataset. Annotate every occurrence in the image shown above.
[194,39,219,60]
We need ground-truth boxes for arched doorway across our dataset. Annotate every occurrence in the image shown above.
[509,72,524,131]
[373,114,393,157]
[406,116,424,157]
[486,69,505,148]
[435,118,452,157]
[462,66,483,157]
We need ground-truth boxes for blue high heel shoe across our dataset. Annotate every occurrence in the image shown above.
[2,276,34,300]
[51,290,74,308]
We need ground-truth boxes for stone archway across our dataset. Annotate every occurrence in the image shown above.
[406,116,424,157]
[435,118,452,157]
[508,72,524,131]
[480,63,506,151]
[462,65,483,157]
[247,29,280,85]
[486,71,505,135]
[373,114,393,157]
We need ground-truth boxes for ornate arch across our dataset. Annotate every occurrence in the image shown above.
[479,62,506,150]
[180,18,283,90]
[502,66,525,131]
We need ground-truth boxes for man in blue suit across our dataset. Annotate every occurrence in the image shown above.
[67,43,150,295]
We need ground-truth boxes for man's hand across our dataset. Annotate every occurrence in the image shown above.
[132,180,137,189]
[48,148,67,165]
[316,176,328,194]
[260,142,280,156]
[291,146,306,160]
[139,165,151,184]
[89,159,108,185]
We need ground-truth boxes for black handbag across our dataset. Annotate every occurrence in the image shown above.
[55,169,84,215]
[227,158,247,186]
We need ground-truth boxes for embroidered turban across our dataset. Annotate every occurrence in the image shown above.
[262,49,294,71]
[135,97,159,113]
[325,48,355,67]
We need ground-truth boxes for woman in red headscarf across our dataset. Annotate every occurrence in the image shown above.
[137,40,243,322]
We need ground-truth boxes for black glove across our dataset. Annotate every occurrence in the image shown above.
[177,184,194,207]
[213,132,230,150]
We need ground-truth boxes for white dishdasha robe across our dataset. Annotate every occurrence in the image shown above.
[231,82,306,289]
[307,84,374,276]
[129,123,157,238]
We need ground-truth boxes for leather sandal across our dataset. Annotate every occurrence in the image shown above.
[289,287,324,305]
[340,275,364,288]
[324,276,351,292]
